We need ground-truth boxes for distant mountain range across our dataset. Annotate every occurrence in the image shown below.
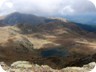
[0,12,96,33]
[0,12,58,26]
[0,12,88,34]
[63,14,96,25]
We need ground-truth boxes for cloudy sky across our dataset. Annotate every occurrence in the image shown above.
[0,0,96,16]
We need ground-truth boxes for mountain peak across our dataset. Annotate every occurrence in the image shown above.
[1,12,46,25]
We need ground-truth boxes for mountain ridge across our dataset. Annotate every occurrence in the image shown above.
[0,12,96,33]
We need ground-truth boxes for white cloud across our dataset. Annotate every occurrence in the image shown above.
[5,1,13,8]
[89,0,96,7]
[0,0,6,7]
[60,5,75,15]
[11,0,63,15]
[0,0,96,16]
[0,0,15,16]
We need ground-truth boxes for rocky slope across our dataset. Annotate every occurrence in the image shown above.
[1,61,96,72]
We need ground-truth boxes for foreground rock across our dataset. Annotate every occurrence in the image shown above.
[0,61,95,72]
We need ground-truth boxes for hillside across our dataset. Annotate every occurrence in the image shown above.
[0,13,96,72]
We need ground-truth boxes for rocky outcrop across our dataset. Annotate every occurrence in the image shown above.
[1,61,95,72]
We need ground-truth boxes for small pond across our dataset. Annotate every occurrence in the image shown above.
[41,48,69,57]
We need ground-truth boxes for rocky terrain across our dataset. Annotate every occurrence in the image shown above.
[1,61,96,72]
[0,13,96,72]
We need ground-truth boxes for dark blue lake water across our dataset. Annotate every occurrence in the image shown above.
[41,48,69,57]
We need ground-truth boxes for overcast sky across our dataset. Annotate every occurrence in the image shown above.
[0,0,96,16]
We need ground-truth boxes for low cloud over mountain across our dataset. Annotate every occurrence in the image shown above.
[0,0,96,16]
